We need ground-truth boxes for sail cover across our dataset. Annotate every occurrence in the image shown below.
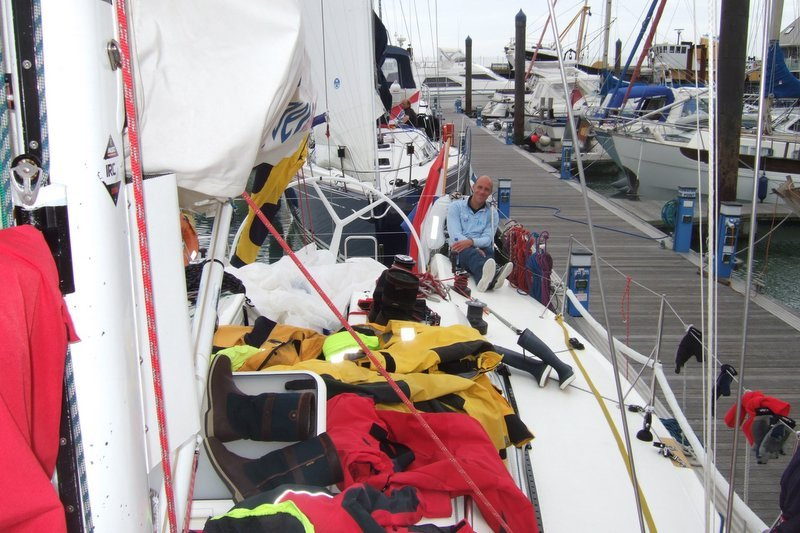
[765,40,800,99]
[129,0,313,199]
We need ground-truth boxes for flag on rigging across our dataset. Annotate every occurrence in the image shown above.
[407,147,446,271]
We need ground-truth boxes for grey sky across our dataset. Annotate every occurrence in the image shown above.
[377,1,799,66]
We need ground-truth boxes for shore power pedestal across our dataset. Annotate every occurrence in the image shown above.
[717,202,742,279]
[497,178,511,219]
[504,120,514,144]
[673,186,697,252]
[567,251,592,317]
[560,139,573,180]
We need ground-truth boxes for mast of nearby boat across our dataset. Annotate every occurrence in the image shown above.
[575,1,590,64]
[717,0,751,203]
[545,1,647,531]
[724,3,777,528]
[601,0,613,70]
[609,0,659,102]
[619,0,668,109]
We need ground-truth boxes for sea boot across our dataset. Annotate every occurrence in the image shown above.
[494,346,551,388]
[369,268,420,325]
[205,433,343,502]
[206,354,315,442]
[517,328,575,389]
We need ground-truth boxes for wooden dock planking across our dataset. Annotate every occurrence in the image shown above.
[457,118,800,526]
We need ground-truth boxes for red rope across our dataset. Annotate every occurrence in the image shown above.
[505,225,532,292]
[115,2,177,531]
[182,447,200,533]
[242,192,513,533]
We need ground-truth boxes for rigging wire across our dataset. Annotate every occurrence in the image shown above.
[545,1,650,530]
[726,1,775,528]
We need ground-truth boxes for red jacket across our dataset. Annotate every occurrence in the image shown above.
[0,226,78,533]
[326,393,538,533]
[724,390,791,445]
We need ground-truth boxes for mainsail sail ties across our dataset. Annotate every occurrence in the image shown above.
[115,2,178,531]
[241,192,516,533]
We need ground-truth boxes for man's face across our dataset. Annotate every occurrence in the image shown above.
[472,178,492,205]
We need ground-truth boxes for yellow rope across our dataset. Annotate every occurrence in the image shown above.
[555,314,657,532]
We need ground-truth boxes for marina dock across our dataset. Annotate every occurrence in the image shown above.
[455,115,800,525]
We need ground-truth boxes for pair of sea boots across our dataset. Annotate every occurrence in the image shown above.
[751,408,797,465]
[204,355,342,502]
[494,328,576,390]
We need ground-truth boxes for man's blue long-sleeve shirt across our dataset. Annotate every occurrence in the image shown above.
[447,196,498,250]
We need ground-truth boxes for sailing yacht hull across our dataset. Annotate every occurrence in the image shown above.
[597,129,793,201]
[288,159,467,264]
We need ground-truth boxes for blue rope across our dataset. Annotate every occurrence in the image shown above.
[64,348,94,532]
[511,204,669,241]
[33,0,50,181]
[0,40,12,228]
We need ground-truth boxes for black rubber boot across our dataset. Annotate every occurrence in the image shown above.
[369,268,420,325]
[206,355,315,442]
[517,328,575,389]
[205,433,343,502]
[494,345,551,388]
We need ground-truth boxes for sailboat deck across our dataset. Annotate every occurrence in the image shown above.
[457,115,800,526]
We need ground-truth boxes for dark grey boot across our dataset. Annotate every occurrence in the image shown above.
[517,328,575,389]
[205,433,343,503]
[494,346,551,387]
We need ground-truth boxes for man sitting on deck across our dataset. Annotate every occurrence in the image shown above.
[447,175,513,292]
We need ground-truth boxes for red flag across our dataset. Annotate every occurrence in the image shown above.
[389,90,421,120]
[408,147,446,271]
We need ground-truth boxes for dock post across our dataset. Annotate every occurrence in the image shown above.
[513,10,526,145]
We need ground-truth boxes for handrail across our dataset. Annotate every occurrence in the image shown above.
[298,174,429,272]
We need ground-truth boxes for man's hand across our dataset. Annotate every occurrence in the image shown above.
[451,239,473,253]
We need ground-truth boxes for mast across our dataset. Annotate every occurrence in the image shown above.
[602,0,612,69]
[575,1,589,64]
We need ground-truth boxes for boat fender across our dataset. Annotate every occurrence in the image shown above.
[421,195,451,251]
[181,212,200,266]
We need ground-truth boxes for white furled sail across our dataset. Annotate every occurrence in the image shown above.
[302,0,382,182]
[129,0,313,199]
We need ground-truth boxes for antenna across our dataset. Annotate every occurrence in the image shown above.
[675,29,684,44]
